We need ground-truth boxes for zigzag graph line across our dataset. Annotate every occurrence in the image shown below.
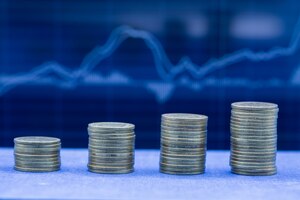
[1,16,300,102]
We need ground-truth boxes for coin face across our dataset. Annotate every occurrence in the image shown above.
[162,113,208,121]
[88,122,135,130]
[231,101,278,110]
[14,136,60,145]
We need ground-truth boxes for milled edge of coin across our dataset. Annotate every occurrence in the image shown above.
[88,168,134,174]
[231,169,276,176]
[159,169,205,175]
[14,166,60,172]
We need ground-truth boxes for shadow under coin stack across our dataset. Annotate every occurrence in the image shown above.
[87,122,135,174]
[160,113,208,175]
[230,101,279,176]
[14,136,61,172]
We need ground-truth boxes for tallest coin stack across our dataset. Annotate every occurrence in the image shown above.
[230,101,279,176]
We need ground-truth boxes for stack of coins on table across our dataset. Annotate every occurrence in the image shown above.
[230,101,279,176]
[160,113,208,175]
[14,136,61,172]
[87,122,135,174]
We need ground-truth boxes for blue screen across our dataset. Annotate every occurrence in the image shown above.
[0,0,300,149]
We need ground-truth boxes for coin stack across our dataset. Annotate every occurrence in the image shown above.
[87,122,135,174]
[230,101,279,176]
[14,136,61,172]
[160,113,208,175]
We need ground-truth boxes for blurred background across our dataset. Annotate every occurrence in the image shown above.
[0,0,299,149]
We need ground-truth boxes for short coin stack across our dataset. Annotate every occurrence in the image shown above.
[160,113,208,175]
[87,122,135,174]
[14,136,61,172]
[230,101,279,176]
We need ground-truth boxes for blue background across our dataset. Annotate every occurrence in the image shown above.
[0,0,300,149]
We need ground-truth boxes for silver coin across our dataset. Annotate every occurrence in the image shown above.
[230,118,277,125]
[15,161,61,168]
[231,117,277,123]
[160,165,205,173]
[161,123,207,129]
[161,130,207,138]
[14,148,60,155]
[14,143,61,149]
[88,160,134,167]
[231,136,277,142]
[161,142,206,149]
[160,154,205,161]
[88,134,134,139]
[88,155,134,162]
[230,144,277,151]
[161,135,206,142]
[230,114,277,120]
[88,167,134,174]
[230,135,277,141]
[161,146,206,153]
[231,168,276,176]
[231,110,278,117]
[160,162,205,169]
[230,159,275,165]
[14,152,60,158]
[87,164,134,174]
[160,159,205,166]
[231,101,278,110]
[231,165,276,171]
[89,140,135,147]
[14,136,60,145]
[88,152,134,158]
[88,122,134,130]
[88,130,134,135]
[230,125,277,131]
[15,156,60,163]
[14,166,60,172]
[230,148,276,154]
[160,168,205,175]
[162,113,208,121]
[89,149,134,154]
[230,130,277,137]
[230,156,276,162]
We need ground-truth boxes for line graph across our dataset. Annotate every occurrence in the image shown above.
[1,16,300,103]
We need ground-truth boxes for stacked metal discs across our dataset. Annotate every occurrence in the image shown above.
[14,136,61,172]
[87,122,135,174]
[160,113,208,175]
[230,101,279,176]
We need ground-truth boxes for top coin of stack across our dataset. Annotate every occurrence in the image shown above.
[230,101,279,176]
[87,122,135,174]
[160,113,208,175]
[14,136,61,172]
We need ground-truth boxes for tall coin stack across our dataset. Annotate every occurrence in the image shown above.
[230,101,279,176]
[160,113,208,175]
[14,136,61,172]
[87,122,135,174]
